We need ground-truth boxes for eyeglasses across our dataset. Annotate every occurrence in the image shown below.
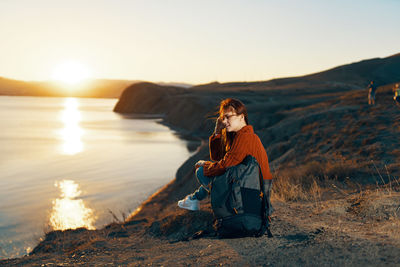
[221,114,238,121]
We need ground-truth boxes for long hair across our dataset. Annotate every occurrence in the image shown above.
[218,98,248,152]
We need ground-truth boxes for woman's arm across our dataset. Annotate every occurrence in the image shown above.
[203,132,248,177]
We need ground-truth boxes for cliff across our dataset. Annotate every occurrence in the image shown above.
[115,82,400,185]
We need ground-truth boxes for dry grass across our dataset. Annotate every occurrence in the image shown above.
[273,160,400,242]
[272,160,363,202]
[272,159,400,243]
[272,157,400,202]
[273,161,356,201]
[107,209,131,224]
[346,184,400,239]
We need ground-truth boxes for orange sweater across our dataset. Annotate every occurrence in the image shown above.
[203,125,273,180]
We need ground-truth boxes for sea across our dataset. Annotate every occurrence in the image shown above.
[0,96,193,259]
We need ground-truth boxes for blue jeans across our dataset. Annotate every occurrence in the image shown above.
[191,166,213,201]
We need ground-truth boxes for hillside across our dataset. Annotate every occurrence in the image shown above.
[114,53,400,185]
[184,53,400,93]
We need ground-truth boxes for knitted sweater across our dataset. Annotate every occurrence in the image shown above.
[203,125,273,180]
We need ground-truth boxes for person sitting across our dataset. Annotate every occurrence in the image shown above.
[177,98,273,211]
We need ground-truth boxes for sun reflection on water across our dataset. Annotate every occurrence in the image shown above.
[59,98,84,155]
[49,180,96,230]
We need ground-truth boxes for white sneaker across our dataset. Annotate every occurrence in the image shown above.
[177,195,200,211]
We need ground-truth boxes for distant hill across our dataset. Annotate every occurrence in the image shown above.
[0,77,195,98]
[190,52,400,92]
[304,52,400,86]
[3,52,399,98]
[0,77,137,98]
[157,82,193,88]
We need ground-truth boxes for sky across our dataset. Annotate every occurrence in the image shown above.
[0,0,399,85]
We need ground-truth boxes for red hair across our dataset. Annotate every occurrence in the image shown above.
[218,98,248,151]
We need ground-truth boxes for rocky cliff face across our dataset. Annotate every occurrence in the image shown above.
[114,82,220,136]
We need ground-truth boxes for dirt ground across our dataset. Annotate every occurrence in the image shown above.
[3,186,400,266]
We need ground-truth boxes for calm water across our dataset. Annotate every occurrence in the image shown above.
[0,96,193,259]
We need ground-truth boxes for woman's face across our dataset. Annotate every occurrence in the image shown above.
[221,109,245,132]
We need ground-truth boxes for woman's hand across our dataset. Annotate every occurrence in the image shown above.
[214,117,225,135]
[195,160,206,169]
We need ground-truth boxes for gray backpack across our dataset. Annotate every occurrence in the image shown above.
[210,155,273,238]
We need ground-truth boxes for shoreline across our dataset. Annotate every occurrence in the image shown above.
[0,142,209,264]
[0,112,205,261]
[4,178,400,265]
[3,76,400,265]
[0,102,197,265]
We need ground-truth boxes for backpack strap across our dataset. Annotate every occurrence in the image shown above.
[257,167,273,238]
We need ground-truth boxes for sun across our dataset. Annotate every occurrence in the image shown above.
[52,61,92,85]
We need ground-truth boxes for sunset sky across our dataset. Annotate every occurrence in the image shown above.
[1,0,399,85]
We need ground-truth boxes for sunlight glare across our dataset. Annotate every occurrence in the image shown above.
[52,61,91,85]
[59,98,84,155]
[49,180,96,231]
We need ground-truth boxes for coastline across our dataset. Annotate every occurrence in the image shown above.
[0,96,195,262]
[1,82,218,262]
[4,165,400,266]
[1,127,212,265]
[3,77,400,265]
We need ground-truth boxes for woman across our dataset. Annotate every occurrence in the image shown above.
[178,98,273,211]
